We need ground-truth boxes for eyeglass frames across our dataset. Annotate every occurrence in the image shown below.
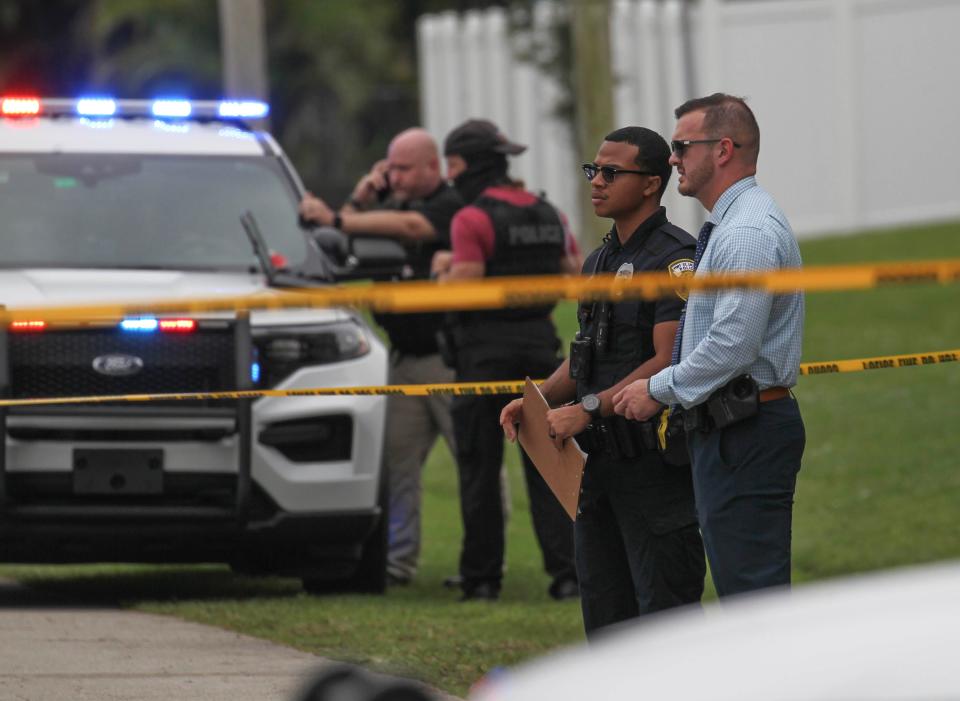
[670,139,742,156]
[581,163,654,183]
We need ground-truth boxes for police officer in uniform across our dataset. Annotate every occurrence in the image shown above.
[434,119,582,601]
[502,127,705,636]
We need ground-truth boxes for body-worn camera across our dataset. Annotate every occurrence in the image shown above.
[706,374,760,429]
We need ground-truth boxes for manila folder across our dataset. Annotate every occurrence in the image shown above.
[518,378,586,521]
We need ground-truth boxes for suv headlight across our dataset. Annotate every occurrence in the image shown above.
[253,319,370,387]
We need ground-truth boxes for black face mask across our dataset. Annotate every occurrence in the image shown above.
[452,152,510,203]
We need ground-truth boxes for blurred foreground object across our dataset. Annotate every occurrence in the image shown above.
[295,665,436,701]
[472,561,960,700]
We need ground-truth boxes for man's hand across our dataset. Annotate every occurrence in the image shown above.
[500,398,524,442]
[612,379,663,421]
[546,404,591,446]
[299,192,335,227]
[431,250,453,278]
[351,159,390,207]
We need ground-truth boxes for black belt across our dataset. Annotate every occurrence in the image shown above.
[576,415,657,459]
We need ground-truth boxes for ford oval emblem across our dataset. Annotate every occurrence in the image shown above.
[92,354,144,377]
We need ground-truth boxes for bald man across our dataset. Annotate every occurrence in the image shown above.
[300,129,464,585]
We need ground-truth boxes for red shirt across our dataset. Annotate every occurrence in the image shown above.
[450,186,580,264]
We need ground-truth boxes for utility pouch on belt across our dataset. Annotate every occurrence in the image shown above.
[682,374,760,432]
[707,374,759,429]
[656,408,690,466]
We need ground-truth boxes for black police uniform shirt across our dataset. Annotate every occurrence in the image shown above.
[577,206,695,401]
[577,207,698,518]
[372,182,463,356]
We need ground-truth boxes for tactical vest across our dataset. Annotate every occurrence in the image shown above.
[372,186,457,356]
[461,193,565,324]
[373,236,445,355]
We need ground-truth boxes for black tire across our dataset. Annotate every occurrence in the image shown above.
[302,472,388,595]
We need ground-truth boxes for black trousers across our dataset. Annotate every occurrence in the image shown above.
[452,339,575,592]
[576,452,705,637]
[688,396,805,597]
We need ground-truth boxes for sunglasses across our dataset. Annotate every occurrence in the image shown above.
[670,139,742,156]
[581,163,654,183]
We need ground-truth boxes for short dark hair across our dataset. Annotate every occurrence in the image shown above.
[603,126,671,198]
[674,93,760,161]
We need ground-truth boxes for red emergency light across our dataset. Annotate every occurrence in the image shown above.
[158,319,197,333]
[1,97,41,116]
[9,320,47,332]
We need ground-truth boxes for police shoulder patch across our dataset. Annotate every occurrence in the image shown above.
[667,258,695,300]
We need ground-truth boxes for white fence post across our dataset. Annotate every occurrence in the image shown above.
[417,0,960,239]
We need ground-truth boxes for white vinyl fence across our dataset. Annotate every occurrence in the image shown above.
[417,0,960,241]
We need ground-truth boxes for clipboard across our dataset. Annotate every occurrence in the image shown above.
[518,378,586,520]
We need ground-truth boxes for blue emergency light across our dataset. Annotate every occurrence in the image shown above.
[76,98,117,117]
[120,317,159,332]
[219,101,269,119]
[151,99,192,118]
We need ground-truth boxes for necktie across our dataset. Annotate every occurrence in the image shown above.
[670,221,715,365]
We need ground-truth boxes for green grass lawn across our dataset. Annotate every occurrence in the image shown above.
[3,219,960,697]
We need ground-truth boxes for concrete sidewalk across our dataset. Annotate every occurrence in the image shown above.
[0,579,325,700]
[0,579,460,701]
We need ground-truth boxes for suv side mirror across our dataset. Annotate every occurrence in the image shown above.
[310,226,350,266]
[310,227,410,281]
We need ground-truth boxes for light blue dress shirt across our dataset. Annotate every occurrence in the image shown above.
[649,176,804,408]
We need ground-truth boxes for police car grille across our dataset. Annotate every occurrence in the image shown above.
[9,329,236,406]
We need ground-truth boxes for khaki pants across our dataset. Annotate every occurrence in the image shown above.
[385,352,511,581]
[385,353,456,580]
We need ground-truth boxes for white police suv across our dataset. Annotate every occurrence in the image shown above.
[0,96,393,593]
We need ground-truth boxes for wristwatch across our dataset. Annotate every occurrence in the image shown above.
[581,393,602,419]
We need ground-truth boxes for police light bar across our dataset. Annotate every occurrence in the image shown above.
[2,97,269,123]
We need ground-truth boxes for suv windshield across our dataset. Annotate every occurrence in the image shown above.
[0,153,310,270]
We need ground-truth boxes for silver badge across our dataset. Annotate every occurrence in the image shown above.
[615,262,634,279]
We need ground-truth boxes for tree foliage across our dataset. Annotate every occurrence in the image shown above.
[0,0,527,200]
[0,0,92,94]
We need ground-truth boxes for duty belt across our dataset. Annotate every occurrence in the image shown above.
[575,415,657,459]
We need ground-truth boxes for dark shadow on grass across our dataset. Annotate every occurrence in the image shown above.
[0,566,303,609]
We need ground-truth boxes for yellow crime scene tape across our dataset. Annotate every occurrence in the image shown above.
[2,257,960,323]
[0,348,956,407]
